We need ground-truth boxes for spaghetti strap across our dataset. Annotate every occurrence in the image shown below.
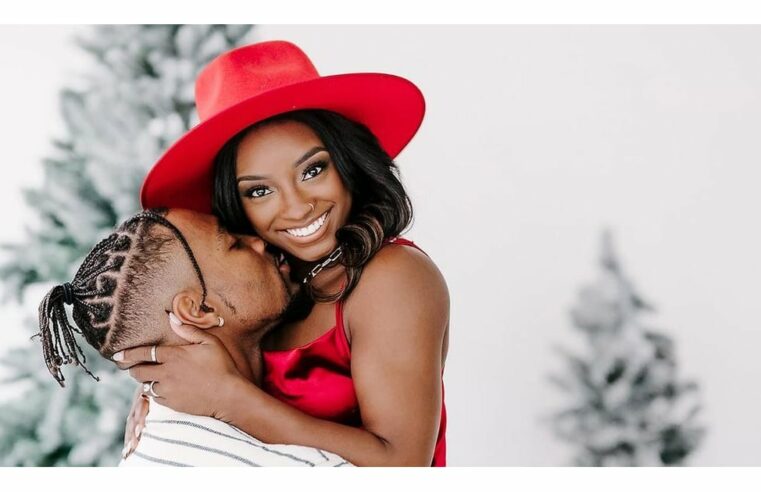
[335,299,351,349]
[384,236,429,257]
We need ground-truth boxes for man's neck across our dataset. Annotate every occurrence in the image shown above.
[212,320,278,387]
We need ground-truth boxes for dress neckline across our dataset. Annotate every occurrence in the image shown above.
[262,323,339,354]
[262,301,346,355]
[261,240,413,355]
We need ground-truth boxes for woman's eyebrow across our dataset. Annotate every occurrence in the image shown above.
[237,146,327,183]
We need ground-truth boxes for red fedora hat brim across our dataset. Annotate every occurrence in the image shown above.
[140,72,425,214]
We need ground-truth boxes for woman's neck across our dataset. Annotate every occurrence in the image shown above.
[308,263,346,294]
[289,252,347,297]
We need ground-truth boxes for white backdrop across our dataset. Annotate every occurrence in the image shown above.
[2,25,760,466]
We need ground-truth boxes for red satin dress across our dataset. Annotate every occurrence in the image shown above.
[261,237,447,466]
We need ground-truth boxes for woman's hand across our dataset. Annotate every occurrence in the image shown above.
[122,384,149,459]
[113,314,246,420]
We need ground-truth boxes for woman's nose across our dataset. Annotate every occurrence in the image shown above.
[280,190,314,222]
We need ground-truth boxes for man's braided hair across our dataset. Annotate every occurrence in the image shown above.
[36,209,211,387]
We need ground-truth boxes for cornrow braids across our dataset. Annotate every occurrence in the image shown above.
[35,209,212,387]
[124,210,213,313]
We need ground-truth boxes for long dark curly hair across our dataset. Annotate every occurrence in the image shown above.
[212,109,414,305]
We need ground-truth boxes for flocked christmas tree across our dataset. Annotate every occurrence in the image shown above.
[550,230,705,466]
[0,25,254,466]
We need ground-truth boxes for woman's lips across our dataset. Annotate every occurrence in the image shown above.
[283,210,329,238]
[279,208,331,245]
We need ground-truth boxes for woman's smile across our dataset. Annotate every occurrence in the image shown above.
[279,208,331,244]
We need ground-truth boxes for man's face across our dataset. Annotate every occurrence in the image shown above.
[166,209,291,329]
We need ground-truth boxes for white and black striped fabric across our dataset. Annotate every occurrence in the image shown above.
[120,401,353,467]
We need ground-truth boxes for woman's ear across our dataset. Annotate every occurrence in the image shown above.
[171,290,221,329]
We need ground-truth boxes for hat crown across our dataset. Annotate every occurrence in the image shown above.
[195,40,320,121]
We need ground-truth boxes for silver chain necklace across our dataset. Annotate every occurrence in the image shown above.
[301,246,343,285]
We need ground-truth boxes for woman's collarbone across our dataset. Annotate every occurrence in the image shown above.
[268,301,339,351]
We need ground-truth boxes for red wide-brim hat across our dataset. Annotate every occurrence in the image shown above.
[140,40,425,214]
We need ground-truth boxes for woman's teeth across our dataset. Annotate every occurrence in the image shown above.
[285,212,328,238]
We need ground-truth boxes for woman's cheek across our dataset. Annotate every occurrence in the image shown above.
[247,214,286,250]
[244,208,268,236]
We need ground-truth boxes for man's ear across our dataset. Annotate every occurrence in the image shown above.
[171,290,221,330]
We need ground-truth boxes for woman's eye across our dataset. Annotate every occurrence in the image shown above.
[245,186,272,199]
[302,162,326,181]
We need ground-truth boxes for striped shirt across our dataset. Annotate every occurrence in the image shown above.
[120,401,353,467]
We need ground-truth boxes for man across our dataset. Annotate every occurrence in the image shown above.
[36,208,351,466]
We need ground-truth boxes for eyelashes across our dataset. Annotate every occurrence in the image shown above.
[244,185,271,199]
[242,160,328,200]
[302,160,327,180]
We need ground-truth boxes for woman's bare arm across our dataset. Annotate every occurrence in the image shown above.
[218,245,449,466]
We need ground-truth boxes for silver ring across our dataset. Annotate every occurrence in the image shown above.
[150,345,158,363]
[143,381,159,398]
[308,203,315,213]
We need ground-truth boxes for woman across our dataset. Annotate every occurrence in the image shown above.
[120,40,449,466]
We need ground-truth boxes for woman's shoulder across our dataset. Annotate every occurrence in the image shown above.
[347,237,449,316]
[351,237,436,281]
[342,237,449,354]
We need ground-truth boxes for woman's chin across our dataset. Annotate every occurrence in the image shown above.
[279,234,336,263]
